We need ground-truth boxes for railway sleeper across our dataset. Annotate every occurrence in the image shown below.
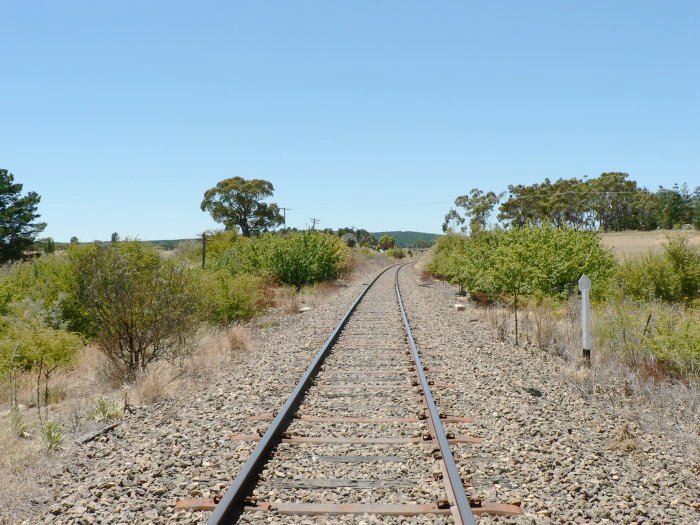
[175,499,522,517]
[229,433,484,445]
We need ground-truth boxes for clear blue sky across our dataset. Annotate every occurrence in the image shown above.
[2,1,698,241]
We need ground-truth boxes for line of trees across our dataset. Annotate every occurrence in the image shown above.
[444,172,699,233]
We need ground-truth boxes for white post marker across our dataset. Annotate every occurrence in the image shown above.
[578,274,592,365]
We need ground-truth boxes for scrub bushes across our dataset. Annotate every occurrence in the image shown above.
[213,231,350,289]
[616,236,699,304]
[428,224,616,301]
[195,270,268,324]
[70,241,200,380]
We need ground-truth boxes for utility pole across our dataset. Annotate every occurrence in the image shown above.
[201,232,206,269]
[309,218,319,231]
[280,207,291,228]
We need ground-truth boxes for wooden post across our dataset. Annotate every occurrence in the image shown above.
[202,233,207,269]
[578,274,592,365]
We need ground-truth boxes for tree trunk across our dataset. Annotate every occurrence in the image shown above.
[44,369,50,421]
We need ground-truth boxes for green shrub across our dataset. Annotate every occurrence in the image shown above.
[264,232,349,289]
[429,225,616,300]
[378,234,396,251]
[386,248,405,259]
[69,241,200,380]
[617,236,699,304]
[89,397,123,422]
[196,270,268,324]
[644,309,699,376]
[428,225,616,345]
[427,234,471,285]
[41,421,64,451]
[596,300,699,378]
[0,254,91,334]
[213,231,349,290]
[665,237,699,301]
[175,230,240,266]
[211,236,265,276]
[0,299,82,374]
[205,230,239,259]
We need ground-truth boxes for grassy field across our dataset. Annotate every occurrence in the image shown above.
[600,230,700,261]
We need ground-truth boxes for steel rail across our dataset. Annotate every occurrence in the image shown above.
[395,264,478,525]
[207,265,397,525]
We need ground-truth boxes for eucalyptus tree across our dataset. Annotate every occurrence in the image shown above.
[454,188,503,232]
[201,177,283,237]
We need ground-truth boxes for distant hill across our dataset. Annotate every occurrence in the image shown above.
[372,231,440,248]
[144,239,196,250]
[53,238,196,251]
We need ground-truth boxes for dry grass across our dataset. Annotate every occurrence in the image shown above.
[600,229,700,261]
[475,299,700,453]
[270,285,302,313]
[0,417,41,472]
[0,422,48,524]
[412,248,434,275]
[131,362,179,405]
[0,321,255,520]
[352,248,394,277]
[271,281,345,314]
[130,324,253,404]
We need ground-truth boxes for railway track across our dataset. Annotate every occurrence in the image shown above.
[178,264,521,524]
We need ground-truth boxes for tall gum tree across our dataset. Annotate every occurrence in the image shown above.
[201,177,283,237]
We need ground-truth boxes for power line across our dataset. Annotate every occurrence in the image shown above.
[309,218,320,230]
[503,190,650,199]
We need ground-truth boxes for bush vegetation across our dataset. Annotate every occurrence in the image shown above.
[429,225,616,301]
[89,397,123,422]
[0,299,82,420]
[0,230,351,389]
[385,247,405,259]
[212,231,350,290]
[429,225,617,342]
[40,420,64,451]
[429,226,699,377]
[195,270,268,324]
[615,237,699,304]
[69,241,201,380]
[597,301,699,378]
